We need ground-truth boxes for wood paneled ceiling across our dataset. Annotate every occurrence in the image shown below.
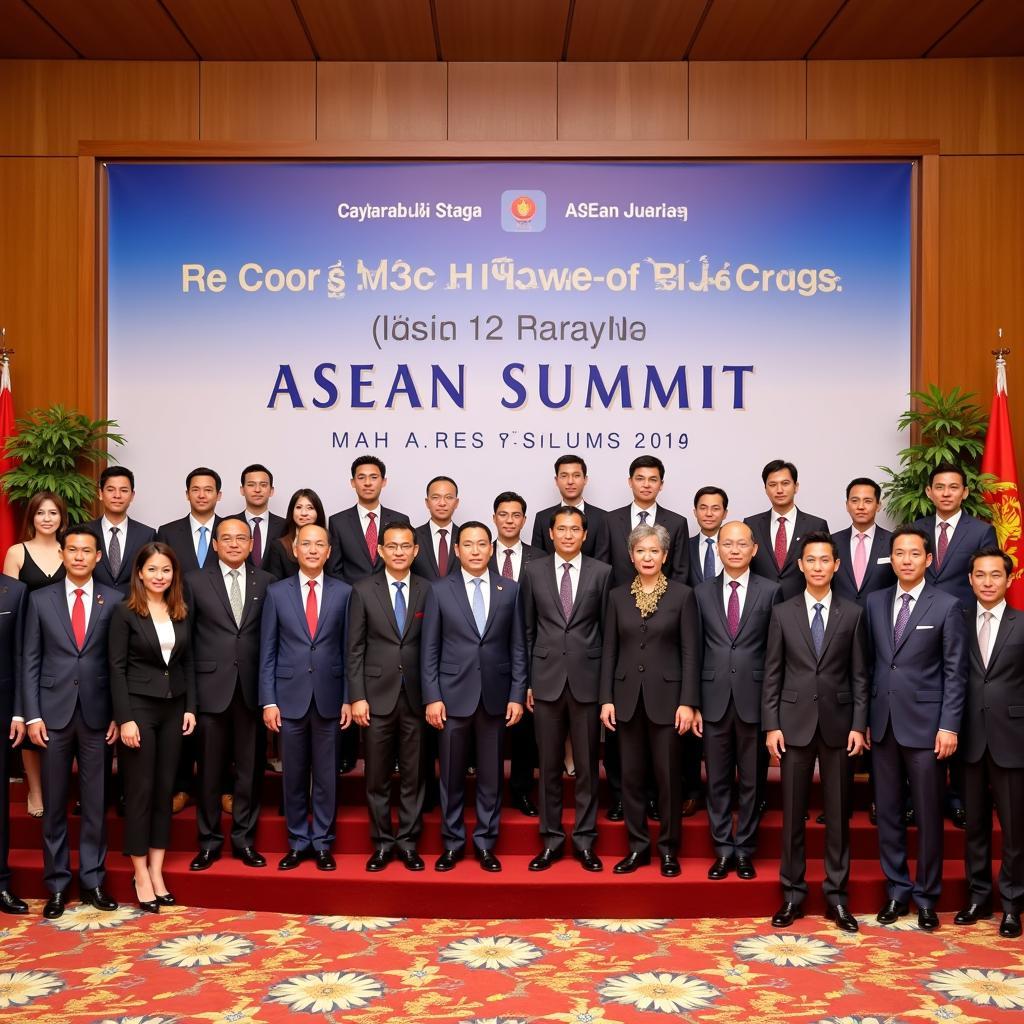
[2,0,1021,61]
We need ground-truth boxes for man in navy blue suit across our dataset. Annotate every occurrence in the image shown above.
[688,486,728,589]
[831,478,896,605]
[866,526,968,930]
[260,524,352,872]
[0,573,28,914]
[421,521,528,873]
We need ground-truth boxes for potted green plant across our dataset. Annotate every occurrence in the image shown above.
[880,384,997,524]
[1,404,125,524]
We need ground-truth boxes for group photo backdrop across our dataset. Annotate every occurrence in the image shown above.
[106,159,911,528]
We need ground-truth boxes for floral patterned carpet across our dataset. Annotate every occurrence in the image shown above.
[1,902,1022,1023]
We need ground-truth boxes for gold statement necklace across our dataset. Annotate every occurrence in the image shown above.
[630,572,668,618]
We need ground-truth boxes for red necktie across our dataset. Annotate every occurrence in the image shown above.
[365,512,378,563]
[437,529,449,576]
[305,580,318,637]
[502,549,514,579]
[774,517,788,572]
[936,521,949,569]
[72,588,86,649]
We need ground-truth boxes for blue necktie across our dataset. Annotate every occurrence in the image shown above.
[197,525,209,567]
[811,602,825,657]
[471,577,486,635]
[703,537,715,580]
[393,581,406,633]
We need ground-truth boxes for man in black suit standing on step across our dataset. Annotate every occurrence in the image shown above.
[954,547,1024,939]
[88,466,156,597]
[224,464,285,572]
[763,533,869,933]
[531,455,611,564]
[0,573,28,914]
[186,518,274,873]
[411,476,460,582]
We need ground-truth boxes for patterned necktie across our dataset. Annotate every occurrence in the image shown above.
[197,525,209,567]
[979,610,994,668]
[393,581,406,633]
[893,592,913,647]
[71,588,86,649]
[560,562,573,620]
[108,526,122,578]
[936,521,950,569]
[437,529,448,576]
[774,517,787,571]
[252,517,263,566]
[365,512,378,563]
[471,577,486,635]
[228,569,243,627]
[811,602,825,657]
[638,509,650,527]
[502,549,514,579]
[305,579,318,637]
[853,531,868,590]
[703,536,715,580]
[726,580,740,638]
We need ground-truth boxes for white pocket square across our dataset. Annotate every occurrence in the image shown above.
[876,557,890,564]
[915,624,934,630]
[0,611,9,616]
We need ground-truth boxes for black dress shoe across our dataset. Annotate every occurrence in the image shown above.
[708,856,735,880]
[736,857,757,880]
[877,899,910,924]
[918,907,940,930]
[954,902,993,925]
[80,886,118,911]
[815,812,826,824]
[574,848,603,872]
[315,850,336,872]
[869,802,878,825]
[154,891,176,907]
[338,759,356,774]
[828,904,859,932]
[772,902,804,928]
[660,854,680,877]
[680,798,699,818]
[757,798,768,816]
[435,848,464,872]
[529,848,562,872]
[951,807,968,829]
[474,846,501,872]
[366,848,393,872]
[0,890,28,915]
[43,891,69,919]
[511,792,538,817]
[190,848,221,871]
[645,798,661,821]
[1000,912,1022,938]
[396,848,425,872]
[612,851,651,874]
[606,802,624,822]
[232,846,266,868]
[278,848,311,870]
[904,807,916,826]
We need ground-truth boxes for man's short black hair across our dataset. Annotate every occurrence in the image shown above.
[629,455,665,478]
[554,455,588,476]
[549,505,588,532]
[240,463,274,486]
[60,524,101,549]
[457,521,493,543]
[426,475,459,496]
[968,545,1012,574]
[762,459,798,485]
[845,477,881,501]
[351,456,386,478]
[493,491,526,514]
[799,531,838,559]
[187,467,221,492]
[693,486,728,509]
[100,466,135,490]
[928,463,967,487]
[890,525,933,556]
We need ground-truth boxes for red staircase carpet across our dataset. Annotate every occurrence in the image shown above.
[6,766,997,919]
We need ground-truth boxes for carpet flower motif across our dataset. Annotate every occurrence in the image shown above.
[734,933,840,967]
[461,1018,529,1024]
[812,1017,909,1024]
[576,919,670,933]
[309,916,403,932]
[147,932,254,968]
[91,1017,175,1024]
[0,970,64,1008]
[598,971,722,1013]
[48,904,140,931]
[266,971,383,1013]
[440,936,544,970]
[926,968,1024,1010]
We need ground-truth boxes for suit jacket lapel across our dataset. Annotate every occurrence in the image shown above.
[315,578,336,641]
[833,529,856,593]
[373,575,402,640]
[865,529,889,590]
[450,572,480,637]
[795,598,819,661]
[403,576,423,639]
[545,558,565,621]
[483,574,505,638]
[712,574,730,634]
[208,567,237,624]
[288,577,311,637]
[347,509,371,569]
[48,586,78,648]
[734,575,761,637]
[937,518,969,576]
[239,567,263,628]
[139,611,164,663]
[81,588,110,650]
[988,609,1017,671]
[817,599,842,662]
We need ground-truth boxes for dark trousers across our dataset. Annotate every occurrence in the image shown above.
[873,727,945,908]
[534,689,600,853]
[703,698,761,858]
[121,693,184,858]
[438,701,505,851]
[618,693,681,857]
[0,707,12,890]
[508,708,537,798]
[41,703,108,892]
[364,688,425,851]
[173,730,198,795]
[280,707,337,852]
[964,751,1024,913]
[681,731,704,801]
[779,728,851,907]
[196,684,264,851]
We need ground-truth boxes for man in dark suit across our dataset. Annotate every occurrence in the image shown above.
[348,521,429,873]
[411,475,460,581]
[22,526,120,918]
[522,506,611,872]
[490,491,546,816]
[694,520,782,881]
[954,547,1023,939]
[763,533,870,932]
[260,524,352,872]
[0,574,28,914]
[866,526,968,930]
[745,460,830,601]
[88,466,156,597]
[421,521,528,872]
[531,455,611,563]
[688,486,728,589]
[186,518,274,872]
[224,463,285,571]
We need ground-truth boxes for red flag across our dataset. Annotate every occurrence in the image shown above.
[980,356,1024,609]
[0,358,17,561]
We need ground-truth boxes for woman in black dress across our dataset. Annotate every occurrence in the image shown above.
[263,488,326,579]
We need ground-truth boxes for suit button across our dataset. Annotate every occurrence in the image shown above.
[164,671,169,677]
[639,642,646,649]
[638,665,645,672]
[812,695,818,701]
[640,624,647,632]
[166,690,172,698]
[233,661,238,666]
[311,645,316,651]
[730,668,736,674]
[73,680,78,686]
[308,668,313,673]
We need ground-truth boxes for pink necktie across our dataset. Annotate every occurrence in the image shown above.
[365,512,378,563]
[979,611,993,668]
[305,580,318,637]
[501,549,514,579]
[774,517,787,571]
[853,532,868,590]
[936,521,949,569]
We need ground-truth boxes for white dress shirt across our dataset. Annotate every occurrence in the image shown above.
[189,513,216,556]
[849,524,876,564]
[357,504,383,537]
[430,520,456,568]
[722,568,751,618]
[100,515,127,559]
[462,569,491,621]
[630,502,660,530]
[220,559,246,603]
[65,577,94,633]
[497,540,523,581]
[297,571,325,615]
[555,552,583,604]
[771,506,798,553]
[804,589,832,630]
[935,508,963,548]
[892,578,927,626]
[699,532,722,577]
[976,599,1006,665]
[154,617,176,665]
[385,570,411,611]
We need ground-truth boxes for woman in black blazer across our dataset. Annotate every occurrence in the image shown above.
[600,523,701,878]
[263,488,326,580]
[109,542,196,912]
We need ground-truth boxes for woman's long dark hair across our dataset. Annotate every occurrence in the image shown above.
[126,542,187,622]
[282,488,326,542]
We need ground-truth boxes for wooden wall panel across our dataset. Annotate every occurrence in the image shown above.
[448,63,557,141]
[436,0,569,61]
[0,0,78,58]
[200,62,316,141]
[317,63,447,140]
[689,0,841,60]
[567,0,703,61]
[689,61,806,140]
[162,0,314,60]
[808,58,1024,154]
[557,63,686,140]
[930,0,1024,59]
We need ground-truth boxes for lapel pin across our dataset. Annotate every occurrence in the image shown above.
[496,585,504,591]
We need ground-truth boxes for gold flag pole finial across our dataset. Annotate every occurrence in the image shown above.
[0,327,13,365]
[992,327,1010,364]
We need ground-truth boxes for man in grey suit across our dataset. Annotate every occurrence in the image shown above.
[694,520,782,881]
[522,506,611,873]
[954,547,1023,939]
[763,533,869,932]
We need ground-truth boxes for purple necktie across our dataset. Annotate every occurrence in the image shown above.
[560,562,573,620]
[252,516,263,565]
[437,529,448,576]
[936,521,949,569]
[774,517,787,571]
[727,580,740,638]
[893,592,912,647]
[502,549,514,579]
